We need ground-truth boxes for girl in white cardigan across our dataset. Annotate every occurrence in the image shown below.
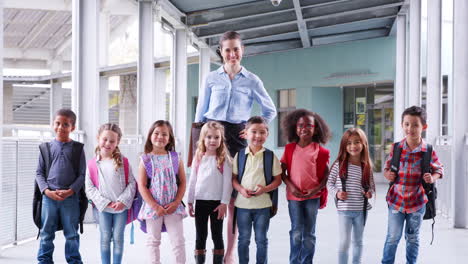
[188,121,233,264]
[85,123,136,264]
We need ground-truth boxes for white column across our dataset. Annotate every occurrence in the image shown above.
[394,14,407,140]
[408,0,422,106]
[50,60,63,124]
[426,0,442,144]
[72,0,100,157]
[137,0,155,137]
[154,68,167,120]
[452,0,468,228]
[199,47,211,94]
[0,0,3,222]
[99,11,110,124]
[172,29,188,158]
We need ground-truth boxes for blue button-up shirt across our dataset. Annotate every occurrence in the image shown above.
[195,66,277,124]
[35,139,86,194]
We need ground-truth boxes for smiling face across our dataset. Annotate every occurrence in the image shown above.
[296,115,315,143]
[402,114,427,142]
[98,130,119,158]
[346,135,363,159]
[151,125,170,151]
[246,123,269,149]
[220,39,244,66]
[53,115,75,142]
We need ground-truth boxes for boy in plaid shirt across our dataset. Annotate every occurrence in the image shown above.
[381,106,443,264]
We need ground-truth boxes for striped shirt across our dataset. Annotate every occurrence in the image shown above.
[384,139,444,213]
[327,162,375,211]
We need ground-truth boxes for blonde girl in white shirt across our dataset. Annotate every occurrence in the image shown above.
[188,121,233,264]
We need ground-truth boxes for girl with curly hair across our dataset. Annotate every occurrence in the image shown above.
[280,109,331,264]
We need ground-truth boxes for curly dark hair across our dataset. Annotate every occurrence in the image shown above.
[281,109,331,144]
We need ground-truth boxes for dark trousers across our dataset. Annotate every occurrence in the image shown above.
[195,200,224,250]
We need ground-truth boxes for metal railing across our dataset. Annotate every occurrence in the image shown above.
[0,127,84,248]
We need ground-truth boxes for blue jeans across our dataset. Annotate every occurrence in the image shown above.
[99,210,128,264]
[288,198,320,264]
[381,206,425,264]
[237,207,271,264]
[37,194,82,264]
[337,211,365,264]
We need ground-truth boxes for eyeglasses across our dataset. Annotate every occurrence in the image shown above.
[297,124,315,129]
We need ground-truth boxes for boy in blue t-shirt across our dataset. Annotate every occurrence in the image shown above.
[35,109,86,264]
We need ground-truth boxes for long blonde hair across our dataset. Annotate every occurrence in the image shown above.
[194,121,231,169]
[95,123,123,170]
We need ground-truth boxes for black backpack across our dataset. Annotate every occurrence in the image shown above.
[390,142,436,243]
[33,141,88,238]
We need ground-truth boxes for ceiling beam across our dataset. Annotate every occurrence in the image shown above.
[187,0,350,27]
[240,15,395,45]
[293,0,310,48]
[187,1,295,27]
[5,0,136,15]
[18,11,58,49]
[196,1,402,39]
[303,2,403,22]
[311,28,388,46]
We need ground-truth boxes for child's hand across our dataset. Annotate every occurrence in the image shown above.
[286,184,303,198]
[423,173,435,184]
[252,185,267,196]
[384,170,396,182]
[164,201,180,214]
[111,202,126,211]
[154,204,167,216]
[107,202,115,208]
[188,203,195,217]
[213,203,227,220]
[362,191,372,199]
[337,191,348,200]
[57,189,74,199]
[238,129,247,139]
[240,188,253,198]
[45,189,65,201]
[302,188,318,198]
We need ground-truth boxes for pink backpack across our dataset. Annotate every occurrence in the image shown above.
[88,157,141,243]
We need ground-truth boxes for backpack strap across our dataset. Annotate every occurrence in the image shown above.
[237,149,248,183]
[390,142,402,184]
[170,151,180,185]
[39,142,52,179]
[263,149,278,215]
[340,166,347,192]
[71,142,86,234]
[71,142,84,177]
[123,157,129,185]
[87,158,99,188]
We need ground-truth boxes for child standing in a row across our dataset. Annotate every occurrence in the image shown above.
[188,121,233,264]
[138,120,187,264]
[281,109,331,264]
[85,123,136,264]
[328,128,375,264]
[232,116,282,264]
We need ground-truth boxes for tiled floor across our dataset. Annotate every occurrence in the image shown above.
[1,184,468,263]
